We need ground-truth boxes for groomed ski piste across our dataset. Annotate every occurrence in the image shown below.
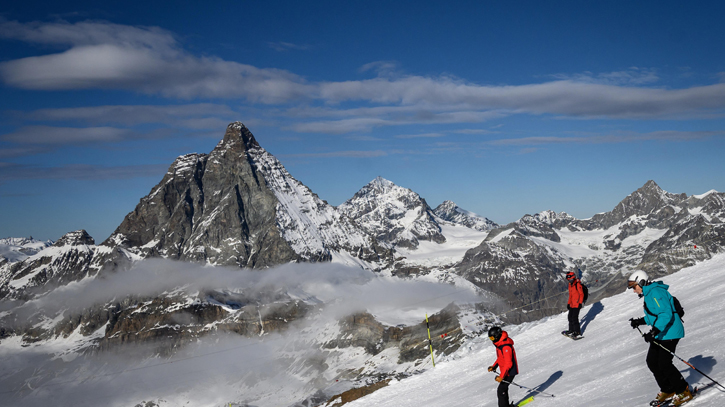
[348,253,725,407]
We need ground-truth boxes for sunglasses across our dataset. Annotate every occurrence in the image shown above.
[627,281,638,289]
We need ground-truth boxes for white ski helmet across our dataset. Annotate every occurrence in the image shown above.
[627,270,649,289]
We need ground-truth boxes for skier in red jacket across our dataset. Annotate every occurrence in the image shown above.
[487,326,519,407]
[563,270,584,338]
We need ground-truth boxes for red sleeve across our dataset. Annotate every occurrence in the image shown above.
[497,347,514,378]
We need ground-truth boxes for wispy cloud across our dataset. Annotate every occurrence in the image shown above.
[0,126,172,145]
[451,129,497,135]
[549,67,660,86]
[0,163,167,181]
[267,41,310,52]
[282,150,388,158]
[358,60,399,76]
[394,132,444,139]
[488,130,724,146]
[15,103,238,128]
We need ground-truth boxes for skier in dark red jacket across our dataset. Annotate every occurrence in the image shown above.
[487,326,519,407]
[563,270,584,338]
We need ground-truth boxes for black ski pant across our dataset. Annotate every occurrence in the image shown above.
[646,338,689,394]
[497,373,516,407]
[567,306,581,335]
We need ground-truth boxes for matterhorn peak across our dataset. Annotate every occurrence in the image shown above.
[218,121,260,152]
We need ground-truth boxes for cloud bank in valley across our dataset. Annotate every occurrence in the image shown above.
[0,259,489,406]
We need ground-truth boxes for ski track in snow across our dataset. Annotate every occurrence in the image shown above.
[348,253,725,407]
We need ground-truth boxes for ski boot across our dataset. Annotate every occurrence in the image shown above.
[649,391,674,406]
[671,387,694,406]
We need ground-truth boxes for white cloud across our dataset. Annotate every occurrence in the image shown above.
[267,41,310,51]
[0,162,168,181]
[488,130,724,146]
[19,103,237,127]
[0,19,312,102]
[2,19,725,133]
[550,67,660,86]
[283,150,389,158]
[394,132,445,139]
[1,125,135,144]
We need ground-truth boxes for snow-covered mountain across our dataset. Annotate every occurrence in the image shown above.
[433,200,499,232]
[338,177,445,249]
[0,237,52,263]
[104,122,391,270]
[0,230,129,300]
[452,181,725,323]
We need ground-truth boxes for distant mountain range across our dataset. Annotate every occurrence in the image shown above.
[1,122,724,405]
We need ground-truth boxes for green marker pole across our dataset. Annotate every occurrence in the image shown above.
[426,313,435,367]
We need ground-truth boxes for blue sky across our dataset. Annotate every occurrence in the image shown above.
[1,1,725,242]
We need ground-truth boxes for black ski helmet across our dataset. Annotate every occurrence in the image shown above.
[488,326,503,342]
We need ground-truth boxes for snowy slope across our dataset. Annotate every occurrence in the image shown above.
[0,237,52,263]
[395,222,489,268]
[349,254,725,407]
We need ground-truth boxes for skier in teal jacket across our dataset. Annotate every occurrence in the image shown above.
[628,270,692,406]
[642,281,684,341]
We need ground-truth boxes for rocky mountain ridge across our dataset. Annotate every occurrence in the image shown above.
[433,200,499,232]
[452,180,725,320]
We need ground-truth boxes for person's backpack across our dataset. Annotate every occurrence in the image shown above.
[643,289,685,322]
[672,296,685,321]
[581,282,589,304]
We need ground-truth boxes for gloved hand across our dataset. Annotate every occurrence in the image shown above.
[495,376,503,382]
[487,366,495,372]
[630,317,645,329]
[643,327,660,343]
[567,305,571,310]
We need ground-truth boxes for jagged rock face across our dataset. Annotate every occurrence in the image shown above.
[639,216,725,277]
[433,200,498,231]
[339,177,445,249]
[456,229,569,322]
[506,210,575,242]
[323,303,464,363]
[104,123,391,269]
[582,180,687,230]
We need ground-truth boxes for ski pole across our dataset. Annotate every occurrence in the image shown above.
[635,327,725,391]
[490,370,556,397]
